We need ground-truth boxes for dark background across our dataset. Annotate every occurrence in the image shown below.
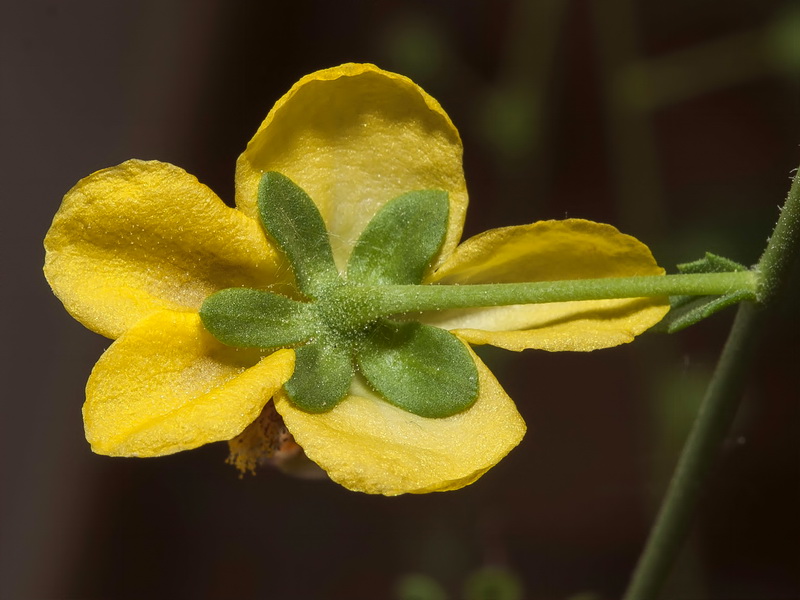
[2,1,798,599]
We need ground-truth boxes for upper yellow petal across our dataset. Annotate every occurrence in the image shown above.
[235,63,468,272]
[273,345,526,496]
[422,219,670,351]
[84,310,295,457]
[44,159,286,339]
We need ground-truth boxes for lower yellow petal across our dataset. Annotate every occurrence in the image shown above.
[44,160,285,339]
[84,311,295,457]
[274,345,526,496]
[423,219,669,351]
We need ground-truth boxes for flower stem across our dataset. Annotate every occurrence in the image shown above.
[353,271,756,317]
[622,167,800,600]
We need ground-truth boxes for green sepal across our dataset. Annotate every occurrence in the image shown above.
[677,252,748,275]
[258,172,340,297]
[346,190,449,285]
[200,288,318,349]
[356,320,478,418]
[657,252,752,333]
[656,289,753,333]
[670,252,748,309]
[284,342,354,413]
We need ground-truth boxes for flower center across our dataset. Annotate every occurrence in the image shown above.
[312,282,378,350]
[199,172,479,418]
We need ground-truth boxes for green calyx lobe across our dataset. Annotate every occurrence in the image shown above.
[199,172,479,419]
[356,320,478,418]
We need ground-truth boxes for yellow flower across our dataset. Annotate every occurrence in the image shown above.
[44,63,668,495]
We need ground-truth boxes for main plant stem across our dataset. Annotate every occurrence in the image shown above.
[623,301,763,599]
[622,167,800,600]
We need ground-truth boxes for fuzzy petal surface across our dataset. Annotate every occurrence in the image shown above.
[274,346,525,495]
[422,219,669,351]
[44,160,284,339]
[236,63,467,272]
[84,311,295,457]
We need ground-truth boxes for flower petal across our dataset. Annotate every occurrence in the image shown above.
[273,346,525,495]
[422,219,670,351]
[236,63,467,272]
[44,159,285,339]
[84,310,295,457]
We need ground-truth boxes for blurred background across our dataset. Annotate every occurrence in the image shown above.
[2,1,798,598]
